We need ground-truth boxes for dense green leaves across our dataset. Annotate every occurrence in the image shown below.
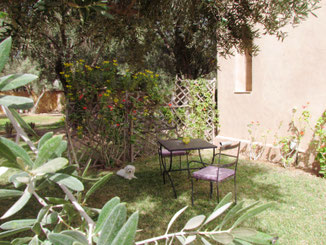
[0,0,320,89]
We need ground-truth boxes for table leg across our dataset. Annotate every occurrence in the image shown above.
[167,152,177,198]
[161,151,178,198]
[187,153,190,178]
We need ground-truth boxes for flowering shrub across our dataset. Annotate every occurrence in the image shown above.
[313,111,326,176]
[247,121,269,160]
[274,103,311,167]
[62,59,172,166]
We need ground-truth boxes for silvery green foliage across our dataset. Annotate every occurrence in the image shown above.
[0,133,139,245]
[0,36,39,149]
[0,37,37,110]
[136,193,277,245]
[0,133,275,245]
[0,124,275,245]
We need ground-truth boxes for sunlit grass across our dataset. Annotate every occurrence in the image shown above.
[0,113,64,132]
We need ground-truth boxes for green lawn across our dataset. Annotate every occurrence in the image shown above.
[0,111,325,245]
[1,151,325,244]
[0,113,64,133]
[91,156,326,245]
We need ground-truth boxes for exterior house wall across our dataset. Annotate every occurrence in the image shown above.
[215,1,326,168]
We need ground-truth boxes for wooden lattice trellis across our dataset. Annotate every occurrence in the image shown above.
[130,78,217,161]
[168,78,217,141]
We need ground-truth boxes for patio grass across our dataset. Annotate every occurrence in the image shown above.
[1,152,326,244]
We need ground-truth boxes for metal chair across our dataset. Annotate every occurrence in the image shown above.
[191,141,241,205]
[157,126,187,181]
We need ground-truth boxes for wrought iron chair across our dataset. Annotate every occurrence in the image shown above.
[157,126,187,181]
[191,141,241,205]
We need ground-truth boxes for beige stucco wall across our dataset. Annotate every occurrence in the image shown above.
[216,1,326,167]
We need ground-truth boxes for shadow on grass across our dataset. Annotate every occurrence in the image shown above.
[236,161,284,203]
[0,155,283,242]
[91,156,283,205]
[85,155,284,240]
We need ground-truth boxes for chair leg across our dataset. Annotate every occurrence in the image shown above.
[187,154,190,178]
[162,158,166,184]
[209,182,213,199]
[158,156,163,175]
[216,182,219,203]
[191,178,195,206]
[234,176,237,204]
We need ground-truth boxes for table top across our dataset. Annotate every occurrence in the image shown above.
[158,138,217,151]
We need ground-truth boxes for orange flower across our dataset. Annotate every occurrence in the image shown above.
[300,131,305,136]
[168,103,172,107]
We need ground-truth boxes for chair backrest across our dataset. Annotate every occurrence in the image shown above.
[217,141,241,169]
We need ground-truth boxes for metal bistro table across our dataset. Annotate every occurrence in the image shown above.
[158,138,217,198]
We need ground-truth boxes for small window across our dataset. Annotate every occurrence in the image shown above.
[234,49,252,93]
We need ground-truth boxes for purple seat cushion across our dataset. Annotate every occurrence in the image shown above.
[161,148,187,157]
[192,165,235,182]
